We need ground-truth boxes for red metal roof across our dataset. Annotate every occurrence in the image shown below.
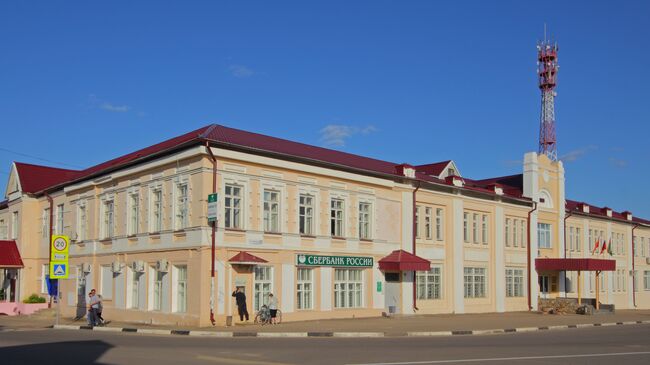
[378,249,431,271]
[228,251,268,265]
[0,240,24,268]
[535,258,615,271]
[414,161,451,177]
[14,162,81,194]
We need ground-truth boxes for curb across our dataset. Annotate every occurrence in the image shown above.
[50,320,650,338]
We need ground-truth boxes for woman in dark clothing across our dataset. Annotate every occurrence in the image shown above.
[232,287,249,321]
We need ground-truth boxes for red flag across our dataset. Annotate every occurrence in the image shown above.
[591,239,600,255]
[600,239,608,254]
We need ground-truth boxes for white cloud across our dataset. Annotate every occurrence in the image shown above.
[559,145,597,162]
[100,102,130,113]
[608,157,628,168]
[229,64,254,78]
[319,124,377,147]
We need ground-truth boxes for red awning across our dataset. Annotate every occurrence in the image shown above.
[0,240,24,268]
[378,250,431,271]
[229,251,268,265]
[535,258,615,271]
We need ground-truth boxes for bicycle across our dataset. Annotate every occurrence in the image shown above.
[254,305,282,325]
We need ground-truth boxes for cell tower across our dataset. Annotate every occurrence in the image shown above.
[537,29,559,161]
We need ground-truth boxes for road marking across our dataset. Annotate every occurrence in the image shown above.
[347,351,650,365]
[196,354,293,365]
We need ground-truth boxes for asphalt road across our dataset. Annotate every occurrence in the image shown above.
[1,325,649,365]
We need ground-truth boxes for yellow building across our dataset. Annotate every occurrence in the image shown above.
[1,124,649,326]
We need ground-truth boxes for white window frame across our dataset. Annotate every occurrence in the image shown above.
[41,264,49,294]
[263,189,280,233]
[644,271,650,291]
[174,180,189,230]
[424,207,432,240]
[463,267,487,298]
[358,202,372,240]
[481,214,488,245]
[520,219,527,248]
[128,192,140,236]
[330,198,345,238]
[150,187,163,233]
[55,204,64,235]
[505,218,511,247]
[299,194,314,235]
[101,198,115,239]
[472,213,478,244]
[42,208,50,239]
[224,183,243,229]
[435,208,444,241]
[11,211,18,239]
[463,212,469,242]
[538,223,552,249]
[253,266,273,312]
[334,269,363,308]
[0,219,7,240]
[100,265,113,300]
[77,203,87,241]
[173,265,187,313]
[416,266,442,300]
[505,267,525,297]
[296,268,313,310]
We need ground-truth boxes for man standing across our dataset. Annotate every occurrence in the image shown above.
[87,289,102,327]
[231,287,249,322]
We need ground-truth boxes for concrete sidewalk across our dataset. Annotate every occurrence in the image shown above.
[2,309,650,336]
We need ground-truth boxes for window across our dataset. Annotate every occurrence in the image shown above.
[633,270,638,293]
[334,269,363,308]
[505,218,511,247]
[299,194,314,235]
[254,266,273,312]
[296,268,313,310]
[153,270,165,311]
[435,208,443,241]
[481,214,488,245]
[11,211,18,239]
[175,184,189,230]
[129,193,140,235]
[424,207,432,240]
[513,220,519,247]
[263,190,280,232]
[0,219,6,240]
[42,208,50,238]
[103,200,114,239]
[77,205,87,241]
[463,213,469,242]
[569,227,574,251]
[152,189,163,232]
[330,198,344,237]
[506,268,525,297]
[472,213,478,243]
[644,271,650,291]
[520,219,526,248]
[576,228,581,252]
[416,267,442,300]
[359,202,371,239]
[538,223,551,248]
[55,204,64,235]
[415,206,420,238]
[130,268,142,309]
[175,265,187,313]
[101,265,113,300]
[41,264,49,293]
[464,267,486,298]
[589,229,594,251]
[224,184,242,229]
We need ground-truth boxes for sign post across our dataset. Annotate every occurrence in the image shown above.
[49,235,70,326]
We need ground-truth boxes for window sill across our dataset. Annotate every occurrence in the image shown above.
[264,231,282,236]
[331,236,346,241]
[99,238,112,243]
[300,234,316,238]
[359,238,373,242]
[173,230,187,237]
[225,228,245,233]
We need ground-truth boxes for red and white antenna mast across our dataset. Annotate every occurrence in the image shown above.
[537,26,559,161]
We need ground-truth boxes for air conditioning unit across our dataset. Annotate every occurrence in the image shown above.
[156,259,169,273]
[111,261,123,273]
[81,263,92,273]
[646,257,650,265]
[131,260,145,273]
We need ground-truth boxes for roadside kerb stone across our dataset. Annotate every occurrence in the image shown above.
[332,332,384,337]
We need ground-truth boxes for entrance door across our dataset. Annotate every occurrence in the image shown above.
[384,272,400,314]
[539,275,550,299]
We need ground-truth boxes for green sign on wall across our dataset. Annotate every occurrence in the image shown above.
[296,254,373,268]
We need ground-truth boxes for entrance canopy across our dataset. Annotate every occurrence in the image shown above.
[535,258,615,272]
[0,240,23,268]
[378,249,430,271]
[228,251,268,265]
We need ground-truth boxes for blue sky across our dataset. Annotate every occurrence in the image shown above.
[1,1,648,217]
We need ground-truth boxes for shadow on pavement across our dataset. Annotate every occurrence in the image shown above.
[0,340,113,365]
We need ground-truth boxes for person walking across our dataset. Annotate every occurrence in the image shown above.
[268,293,278,325]
[87,289,102,327]
[231,287,249,322]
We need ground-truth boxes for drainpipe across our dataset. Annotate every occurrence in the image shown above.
[206,142,217,326]
[563,211,572,298]
[632,224,640,308]
[527,201,538,311]
[45,193,54,307]
[412,180,421,312]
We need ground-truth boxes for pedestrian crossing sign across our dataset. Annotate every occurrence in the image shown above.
[50,262,69,279]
